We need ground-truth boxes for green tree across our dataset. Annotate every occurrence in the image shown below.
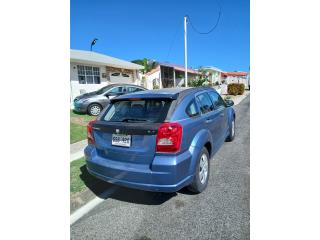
[131,58,157,74]
[181,76,209,87]
[197,67,213,85]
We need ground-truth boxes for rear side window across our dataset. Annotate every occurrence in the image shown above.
[186,99,200,117]
[127,87,144,92]
[208,91,225,109]
[103,99,172,123]
[108,87,123,94]
[196,93,213,114]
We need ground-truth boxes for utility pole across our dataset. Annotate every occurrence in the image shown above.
[184,16,188,87]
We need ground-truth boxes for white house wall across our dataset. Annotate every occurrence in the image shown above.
[210,71,222,84]
[70,62,142,103]
[70,62,109,101]
[146,71,160,90]
[225,76,249,88]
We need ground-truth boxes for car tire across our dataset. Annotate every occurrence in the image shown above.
[226,118,235,142]
[88,103,102,116]
[188,147,210,193]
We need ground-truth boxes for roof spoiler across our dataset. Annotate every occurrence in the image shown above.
[110,93,179,103]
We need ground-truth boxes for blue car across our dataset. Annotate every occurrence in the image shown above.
[85,87,235,193]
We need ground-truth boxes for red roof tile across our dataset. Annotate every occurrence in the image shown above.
[222,72,247,77]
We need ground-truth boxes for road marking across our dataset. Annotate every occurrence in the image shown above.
[70,187,117,225]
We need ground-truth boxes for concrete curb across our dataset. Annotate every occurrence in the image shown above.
[70,151,85,162]
[70,139,87,162]
[70,187,117,225]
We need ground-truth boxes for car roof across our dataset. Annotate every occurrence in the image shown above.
[113,87,216,101]
[107,83,146,88]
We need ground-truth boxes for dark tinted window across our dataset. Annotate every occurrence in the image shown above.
[196,93,213,114]
[208,91,225,109]
[108,87,123,94]
[127,87,144,92]
[186,99,200,117]
[103,99,172,123]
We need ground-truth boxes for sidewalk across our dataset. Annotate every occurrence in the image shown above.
[70,139,87,162]
[222,90,250,106]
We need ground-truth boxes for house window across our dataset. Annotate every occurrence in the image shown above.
[77,65,100,84]
[111,72,120,76]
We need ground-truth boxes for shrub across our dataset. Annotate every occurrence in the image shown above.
[188,77,207,87]
[221,80,225,84]
[227,83,245,95]
[215,81,219,86]
[153,85,160,89]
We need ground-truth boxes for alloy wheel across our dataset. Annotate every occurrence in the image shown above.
[199,154,208,184]
[90,105,101,115]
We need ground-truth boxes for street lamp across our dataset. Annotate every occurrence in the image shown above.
[90,38,98,51]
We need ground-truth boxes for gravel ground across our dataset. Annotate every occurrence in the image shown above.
[71,95,250,240]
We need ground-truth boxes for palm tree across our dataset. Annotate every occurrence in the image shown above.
[197,67,212,86]
[131,58,157,74]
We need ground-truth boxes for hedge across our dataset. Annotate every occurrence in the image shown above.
[227,83,245,95]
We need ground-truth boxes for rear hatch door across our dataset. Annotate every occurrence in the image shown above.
[92,98,174,165]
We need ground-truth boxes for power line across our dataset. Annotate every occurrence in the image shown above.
[186,1,222,35]
[165,22,180,61]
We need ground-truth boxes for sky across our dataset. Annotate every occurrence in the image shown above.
[71,0,250,72]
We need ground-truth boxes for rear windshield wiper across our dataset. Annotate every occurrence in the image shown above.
[121,118,149,122]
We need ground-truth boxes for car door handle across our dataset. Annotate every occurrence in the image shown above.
[205,119,213,123]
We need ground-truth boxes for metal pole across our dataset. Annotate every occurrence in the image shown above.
[184,16,188,87]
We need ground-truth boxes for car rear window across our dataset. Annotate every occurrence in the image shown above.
[103,99,172,123]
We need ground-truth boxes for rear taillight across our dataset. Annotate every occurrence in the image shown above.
[87,120,97,145]
[156,122,182,153]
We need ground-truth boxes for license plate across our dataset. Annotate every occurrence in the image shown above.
[112,134,131,147]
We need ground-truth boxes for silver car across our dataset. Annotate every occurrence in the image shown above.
[73,84,147,116]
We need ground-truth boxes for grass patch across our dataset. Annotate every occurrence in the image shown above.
[70,110,96,124]
[70,157,101,194]
[70,110,96,144]
[70,122,87,144]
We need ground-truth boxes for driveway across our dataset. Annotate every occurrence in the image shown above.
[71,95,250,240]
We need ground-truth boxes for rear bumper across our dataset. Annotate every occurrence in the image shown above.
[84,145,194,192]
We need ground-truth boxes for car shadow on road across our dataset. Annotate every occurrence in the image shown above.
[79,165,177,206]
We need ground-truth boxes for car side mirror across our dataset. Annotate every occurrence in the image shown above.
[225,99,234,107]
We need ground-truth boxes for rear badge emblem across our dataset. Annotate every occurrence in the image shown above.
[116,129,120,134]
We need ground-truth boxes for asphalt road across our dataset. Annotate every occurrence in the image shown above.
[71,96,250,240]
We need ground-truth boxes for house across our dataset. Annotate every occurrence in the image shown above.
[144,62,200,89]
[221,71,249,88]
[70,49,144,101]
[199,66,224,85]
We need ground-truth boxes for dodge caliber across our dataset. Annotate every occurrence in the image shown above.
[85,87,235,193]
